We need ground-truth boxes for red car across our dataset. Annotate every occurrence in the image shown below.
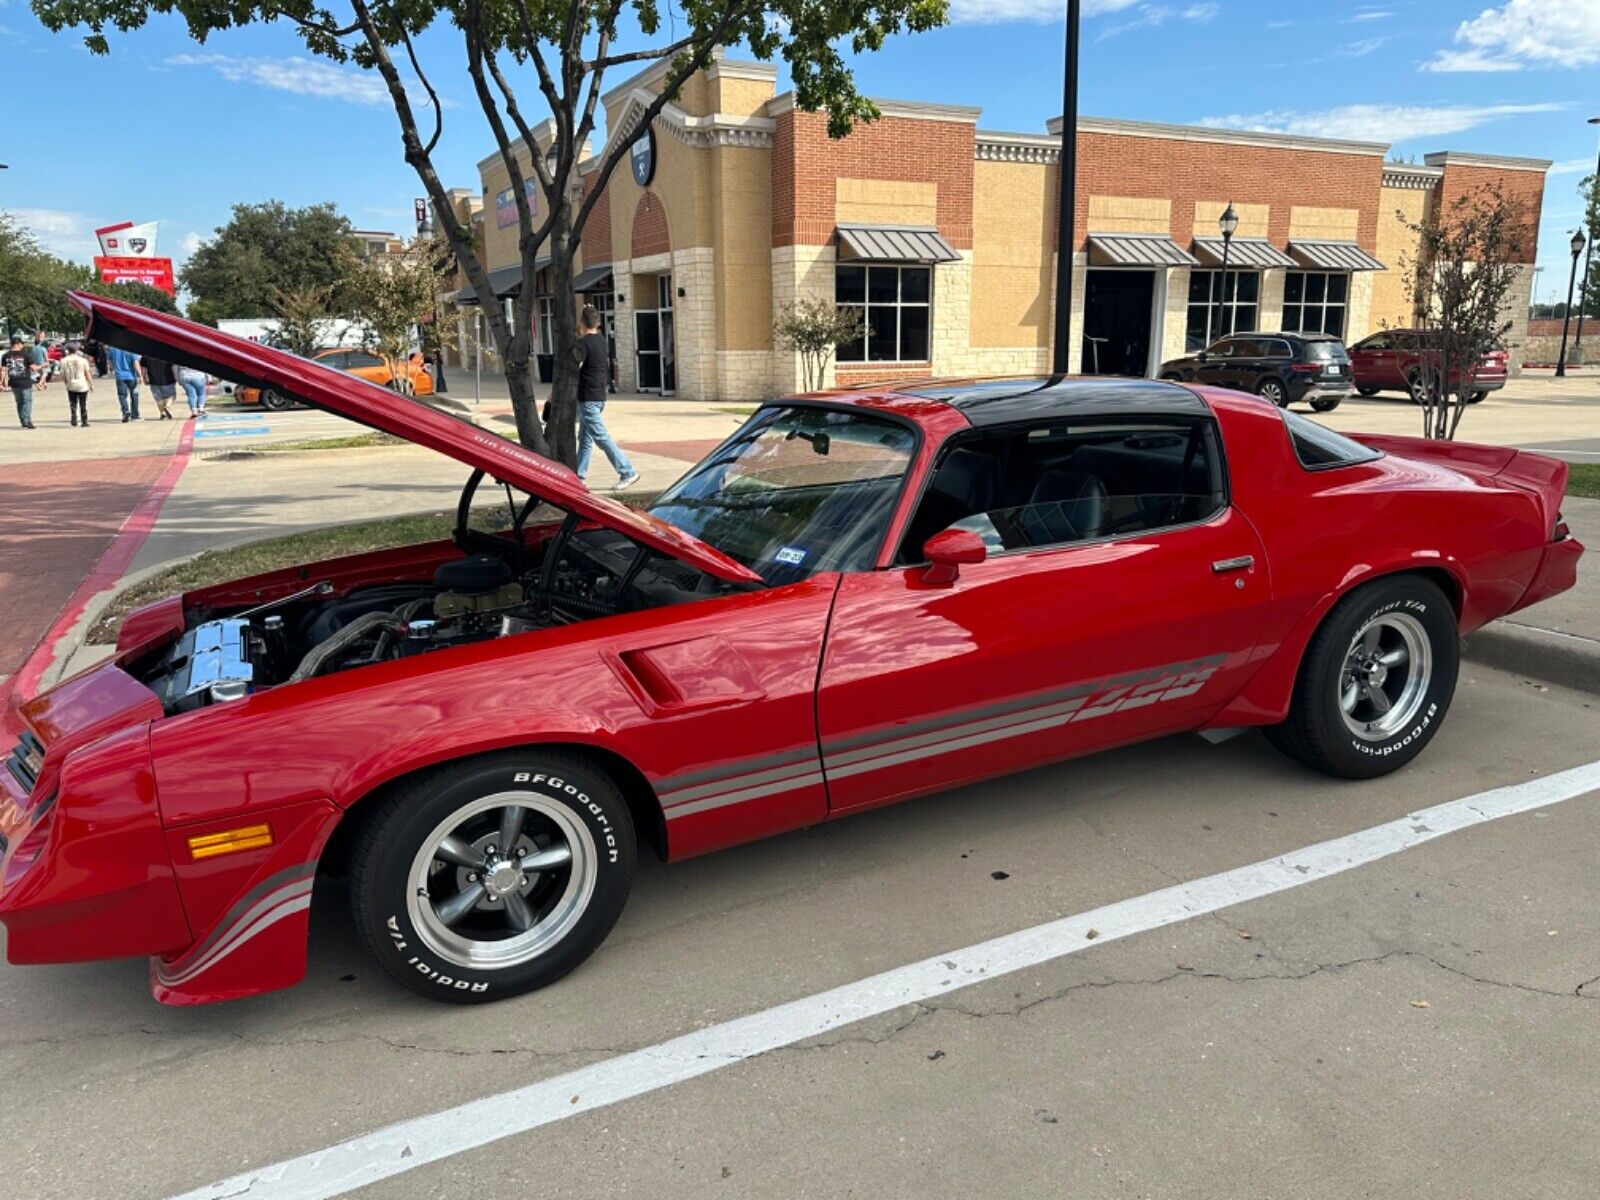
[0,294,1581,1007]
[1347,329,1508,404]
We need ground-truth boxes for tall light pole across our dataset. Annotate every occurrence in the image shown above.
[1571,115,1600,359]
[1213,202,1238,343]
[1556,228,1585,377]
[1051,0,1080,376]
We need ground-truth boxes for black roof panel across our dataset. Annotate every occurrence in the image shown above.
[892,376,1208,427]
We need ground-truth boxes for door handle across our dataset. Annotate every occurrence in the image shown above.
[1211,555,1254,574]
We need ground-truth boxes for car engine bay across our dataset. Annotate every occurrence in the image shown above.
[142,524,734,715]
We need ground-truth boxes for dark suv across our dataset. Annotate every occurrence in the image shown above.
[1158,332,1352,411]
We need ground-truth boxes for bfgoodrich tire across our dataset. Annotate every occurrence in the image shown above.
[350,751,636,1003]
[1265,576,1459,780]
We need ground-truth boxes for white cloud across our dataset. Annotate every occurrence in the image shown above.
[1549,158,1597,175]
[1199,101,1566,144]
[11,208,101,262]
[1342,35,1388,57]
[180,231,204,256]
[950,0,1139,23]
[167,53,441,108]
[1345,9,1391,21]
[1423,0,1600,72]
[1097,1,1217,40]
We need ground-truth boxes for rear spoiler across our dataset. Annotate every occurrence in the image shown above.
[1352,433,1569,535]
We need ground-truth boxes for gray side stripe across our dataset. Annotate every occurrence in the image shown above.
[665,771,829,820]
[175,862,315,964]
[826,694,1093,769]
[662,758,826,807]
[827,704,1095,782]
[158,879,315,985]
[659,745,818,794]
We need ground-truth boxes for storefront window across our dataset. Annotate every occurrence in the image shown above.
[1185,270,1259,351]
[536,295,554,354]
[836,264,933,363]
[1282,271,1348,338]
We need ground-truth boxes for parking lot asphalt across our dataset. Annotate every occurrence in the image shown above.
[0,662,1596,1200]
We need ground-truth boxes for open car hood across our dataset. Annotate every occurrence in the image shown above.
[72,292,762,586]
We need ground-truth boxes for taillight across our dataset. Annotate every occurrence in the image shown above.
[1554,514,1570,542]
[1291,362,1320,374]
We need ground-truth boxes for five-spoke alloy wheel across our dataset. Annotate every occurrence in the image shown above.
[1267,575,1458,779]
[352,752,635,1002]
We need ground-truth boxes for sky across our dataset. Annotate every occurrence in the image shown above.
[3,0,1598,305]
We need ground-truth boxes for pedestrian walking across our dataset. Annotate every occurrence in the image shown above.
[176,364,208,418]
[572,305,638,491]
[57,341,95,427]
[107,345,141,421]
[27,334,49,383]
[142,354,178,419]
[4,334,43,429]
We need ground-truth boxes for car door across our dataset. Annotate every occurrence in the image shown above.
[815,415,1271,814]
[1228,337,1269,394]
[1347,333,1388,389]
[1192,338,1236,388]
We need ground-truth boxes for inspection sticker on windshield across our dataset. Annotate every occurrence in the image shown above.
[774,546,808,566]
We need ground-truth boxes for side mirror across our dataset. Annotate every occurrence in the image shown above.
[921,528,987,586]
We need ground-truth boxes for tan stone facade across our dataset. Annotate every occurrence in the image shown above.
[456,52,1551,398]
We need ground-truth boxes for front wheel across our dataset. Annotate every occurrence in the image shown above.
[350,751,636,1003]
[1264,576,1459,779]
[261,388,297,411]
[1256,377,1288,408]
[1407,370,1439,406]
[1355,385,1380,397]
[1466,390,1487,404]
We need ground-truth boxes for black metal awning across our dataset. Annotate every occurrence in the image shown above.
[453,258,553,304]
[1085,232,1199,268]
[1286,240,1386,271]
[1191,236,1296,269]
[572,263,613,293]
[836,224,960,264]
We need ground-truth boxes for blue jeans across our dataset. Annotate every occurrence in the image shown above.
[116,376,140,418]
[179,376,207,413]
[576,401,634,481]
[10,385,32,427]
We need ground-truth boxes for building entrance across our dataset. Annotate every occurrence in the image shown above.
[634,274,677,395]
[1082,269,1156,377]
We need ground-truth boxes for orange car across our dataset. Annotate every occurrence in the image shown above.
[238,348,434,409]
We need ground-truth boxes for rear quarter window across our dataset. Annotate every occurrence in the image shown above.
[1282,411,1381,470]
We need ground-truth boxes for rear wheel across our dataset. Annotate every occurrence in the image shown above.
[1159,372,1184,381]
[1310,397,1342,412]
[350,751,636,1003]
[1265,576,1458,779]
[1406,370,1438,406]
[1256,377,1288,408]
[1356,385,1380,397]
[1466,390,1488,404]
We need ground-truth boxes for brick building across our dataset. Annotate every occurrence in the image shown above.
[452,51,1550,400]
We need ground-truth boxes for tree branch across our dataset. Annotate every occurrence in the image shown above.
[399,22,442,157]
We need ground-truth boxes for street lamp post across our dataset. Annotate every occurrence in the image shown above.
[1556,228,1586,377]
[1571,115,1600,359]
[1213,202,1239,344]
[1051,0,1081,376]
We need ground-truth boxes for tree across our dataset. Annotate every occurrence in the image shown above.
[345,240,444,393]
[1399,182,1523,441]
[1579,172,1600,320]
[35,0,949,467]
[0,212,91,335]
[180,201,358,325]
[773,297,864,392]
[80,278,182,315]
[269,284,337,356]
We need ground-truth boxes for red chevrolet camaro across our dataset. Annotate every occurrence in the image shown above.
[0,293,1583,1006]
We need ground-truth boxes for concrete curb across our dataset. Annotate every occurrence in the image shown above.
[1464,621,1600,697]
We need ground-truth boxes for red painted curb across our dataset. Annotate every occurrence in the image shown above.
[3,424,196,728]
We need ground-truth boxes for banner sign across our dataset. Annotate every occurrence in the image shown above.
[95,256,177,296]
[95,220,161,258]
[495,179,538,229]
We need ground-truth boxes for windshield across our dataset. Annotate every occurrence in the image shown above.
[1305,340,1349,362]
[649,405,916,584]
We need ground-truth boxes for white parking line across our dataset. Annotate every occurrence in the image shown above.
[172,758,1600,1200]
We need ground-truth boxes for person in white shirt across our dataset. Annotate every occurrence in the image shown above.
[57,342,95,427]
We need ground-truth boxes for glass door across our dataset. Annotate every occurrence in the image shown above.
[658,274,676,396]
[635,307,662,392]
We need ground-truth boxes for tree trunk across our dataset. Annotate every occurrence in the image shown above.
[543,204,582,469]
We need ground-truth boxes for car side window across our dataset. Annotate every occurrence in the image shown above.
[897,418,1228,563]
[347,352,384,369]
[1267,340,1292,359]
[1207,339,1237,359]
[1359,333,1391,352]
[318,351,350,370]
[1232,339,1265,359]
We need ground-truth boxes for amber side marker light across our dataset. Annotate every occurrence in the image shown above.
[188,824,273,860]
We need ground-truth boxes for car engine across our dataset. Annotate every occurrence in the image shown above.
[141,530,727,715]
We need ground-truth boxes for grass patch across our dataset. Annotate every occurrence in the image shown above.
[88,510,456,645]
[715,405,760,417]
[1568,463,1600,500]
[253,432,404,453]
